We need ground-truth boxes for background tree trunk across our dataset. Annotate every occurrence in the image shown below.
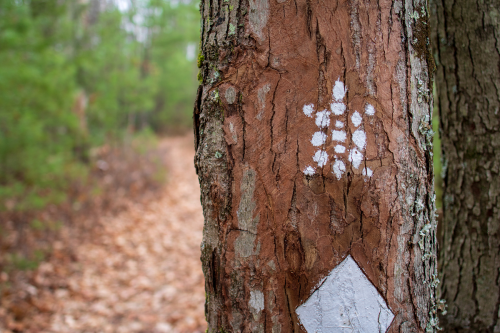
[431,0,500,331]
[195,0,439,331]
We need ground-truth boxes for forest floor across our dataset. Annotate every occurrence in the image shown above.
[0,135,207,333]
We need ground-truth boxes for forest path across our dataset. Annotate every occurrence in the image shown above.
[36,135,206,333]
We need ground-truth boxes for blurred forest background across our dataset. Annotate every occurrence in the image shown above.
[0,1,206,331]
[0,0,199,214]
[0,0,443,331]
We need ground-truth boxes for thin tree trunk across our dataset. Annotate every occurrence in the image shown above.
[431,0,500,331]
[195,0,439,332]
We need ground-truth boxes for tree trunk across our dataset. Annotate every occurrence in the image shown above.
[431,0,500,331]
[195,0,439,332]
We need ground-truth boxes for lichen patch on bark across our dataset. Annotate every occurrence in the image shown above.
[248,0,269,42]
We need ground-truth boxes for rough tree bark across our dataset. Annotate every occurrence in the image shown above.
[431,0,500,331]
[195,0,439,332]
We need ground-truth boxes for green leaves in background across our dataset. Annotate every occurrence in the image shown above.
[0,0,200,211]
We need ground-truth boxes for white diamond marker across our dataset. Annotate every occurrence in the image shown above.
[296,255,394,333]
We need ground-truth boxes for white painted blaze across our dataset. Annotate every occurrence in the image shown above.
[332,160,346,180]
[313,150,328,167]
[331,130,347,142]
[332,79,346,101]
[352,129,366,150]
[304,166,315,176]
[348,147,363,169]
[296,255,394,333]
[334,145,345,154]
[351,111,362,127]
[303,79,374,183]
[331,102,346,115]
[362,167,373,177]
[303,104,314,117]
[365,103,375,116]
[311,131,327,147]
[315,110,331,128]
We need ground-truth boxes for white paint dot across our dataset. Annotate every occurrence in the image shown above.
[334,145,345,153]
[303,104,314,117]
[332,160,346,179]
[304,166,315,176]
[348,148,363,169]
[352,129,366,150]
[365,103,375,115]
[351,111,362,127]
[313,150,328,167]
[311,131,327,147]
[331,130,347,142]
[315,110,331,128]
[330,102,346,115]
[332,79,346,101]
[335,120,344,128]
[362,167,373,177]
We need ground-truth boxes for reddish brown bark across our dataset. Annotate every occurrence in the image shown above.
[195,0,439,332]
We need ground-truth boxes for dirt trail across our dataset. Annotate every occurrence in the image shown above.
[31,135,207,333]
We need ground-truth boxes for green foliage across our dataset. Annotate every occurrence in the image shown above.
[0,0,200,211]
[433,110,443,210]
[30,219,44,231]
[432,83,443,210]
[6,250,46,271]
[0,0,81,210]
[146,0,200,129]
[198,53,205,68]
